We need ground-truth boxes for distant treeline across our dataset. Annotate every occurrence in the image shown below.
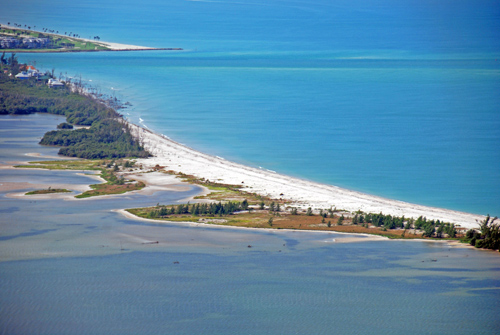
[0,81,115,125]
[147,200,249,219]
[0,62,149,159]
[352,213,457,238]
[309,207,457,238]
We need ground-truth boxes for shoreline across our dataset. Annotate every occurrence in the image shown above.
[116,208,389,242]
[126,122,485,230]
[117,208,480,249]
[1,24,182,52]
[0,62,486,230]
[1,48,182,53]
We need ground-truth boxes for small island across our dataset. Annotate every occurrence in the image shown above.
[25,187,71,195]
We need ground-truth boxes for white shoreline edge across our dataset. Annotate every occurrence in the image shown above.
[116,208,476,249]
[116,208,389,242]
[1,24,156,50]
[126,122,485,230]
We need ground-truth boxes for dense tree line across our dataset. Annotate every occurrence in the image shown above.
[0,66,149,159]
[0,74,116,125]
[463,215,499,251]
[41,119,148,159]
[148,200,249,219]
[351,212,456,238]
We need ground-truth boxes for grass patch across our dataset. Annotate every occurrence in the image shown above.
[165,170,279,203]
[16,158,145,198]
[15,159,104,171]
[25,188,71,195]
[0,27,110,51]
[126,201,464,241]
[76,181,145,198]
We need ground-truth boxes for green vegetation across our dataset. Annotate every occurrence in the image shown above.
[15,159,104,171]
[143,201,248,219]
[76,180,145,198]
[57,122,73,129]
[16,159,145,198]
[123,171,470,241]
[126,193,463,241]
[76,162,145,198]
[0,60,149,159]
[166,171,273,203]
[1,26,110,52]
[343,212,457,238]
[25,187,71,195]
[462,215,499,251]
[50,36,109,51]
[41,119,148,159]
[0,66,115,124]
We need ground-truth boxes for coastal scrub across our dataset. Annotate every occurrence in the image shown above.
[0,61,149,159]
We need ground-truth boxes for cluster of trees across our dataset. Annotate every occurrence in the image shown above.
[57,122,73,129]
[41,119,149,159]
[464,215,499,251]
[0,52,19,73]
[0,65,149,159]
[0,74,116,125]
[350,213,456,238]
[267,201,281,213]
[3,22,88,39]
[4,23,32,29]
[148,200,249,219]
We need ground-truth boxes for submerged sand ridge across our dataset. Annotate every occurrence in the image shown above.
[128,123,485,230]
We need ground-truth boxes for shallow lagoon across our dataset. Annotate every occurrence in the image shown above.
[1,114,499,334]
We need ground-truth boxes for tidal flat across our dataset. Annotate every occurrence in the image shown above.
[1,114,499,335]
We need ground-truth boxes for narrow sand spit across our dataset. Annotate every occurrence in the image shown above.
[117,208,388,242]
[128,123,485,230]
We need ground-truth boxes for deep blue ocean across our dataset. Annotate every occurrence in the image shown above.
[3,0,500,216]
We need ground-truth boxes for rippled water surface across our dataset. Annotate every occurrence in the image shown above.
[1,115,499,334]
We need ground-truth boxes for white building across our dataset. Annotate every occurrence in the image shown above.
[15,72,30,79]
[47,78,64,88]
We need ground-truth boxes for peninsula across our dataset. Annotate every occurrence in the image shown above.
[2,56,498,250]
[0,24,181,52]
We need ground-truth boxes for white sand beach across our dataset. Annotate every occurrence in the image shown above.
[1,24,159,50]
[82,39,155,51]
[128,123,485,230]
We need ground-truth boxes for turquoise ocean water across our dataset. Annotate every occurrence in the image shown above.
[2,0,500,215]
